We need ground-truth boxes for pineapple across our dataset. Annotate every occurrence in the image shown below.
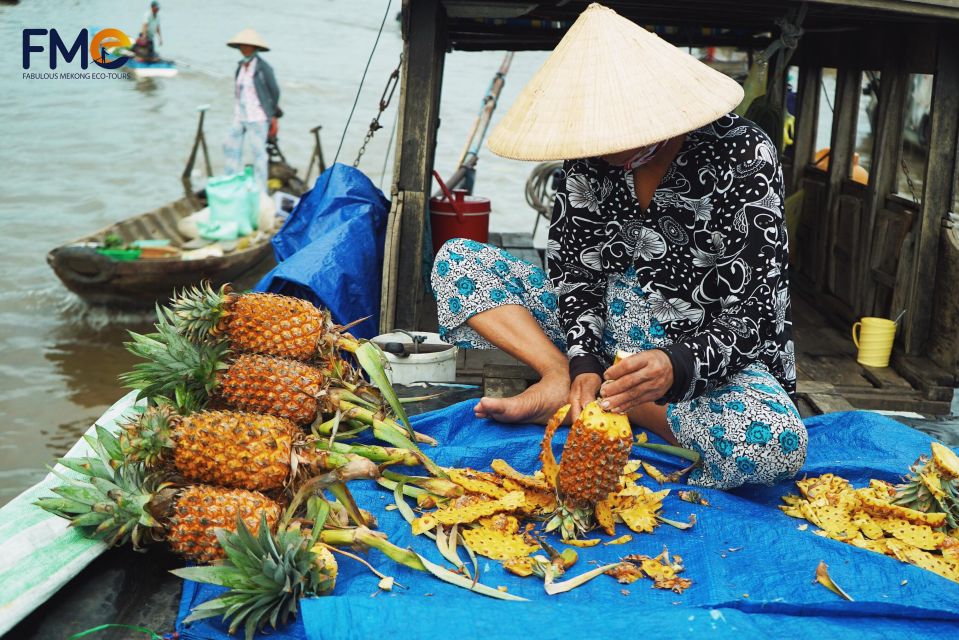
[894,442,959,529]
[166,284,413,432]
[169,283,358,360]
[121,320,327,424]
[121,407,378,491]
[36,426,281,564]
[120,319,446,477]
[932,443,959,480]
[542,401,633,538]
[174,518,339,640]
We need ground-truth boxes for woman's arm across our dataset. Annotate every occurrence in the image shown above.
[547,160,612,382]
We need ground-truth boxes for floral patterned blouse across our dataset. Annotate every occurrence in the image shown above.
[546,113,795,402]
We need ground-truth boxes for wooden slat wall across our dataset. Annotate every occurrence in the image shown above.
[904,25,959,355]
[820,67,862,307]
[858,33,910,317]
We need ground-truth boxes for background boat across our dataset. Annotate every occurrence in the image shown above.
[126,57,178,79]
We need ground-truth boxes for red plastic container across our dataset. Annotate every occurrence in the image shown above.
[430,173,490,254]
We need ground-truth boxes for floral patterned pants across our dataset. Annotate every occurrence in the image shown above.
[431,238,807,490]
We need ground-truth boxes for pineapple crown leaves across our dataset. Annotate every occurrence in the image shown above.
[169,282,232,343]
[119,404,178,468]
[120,313,231,414]
[36,425,166,548]
[172,514,335,640]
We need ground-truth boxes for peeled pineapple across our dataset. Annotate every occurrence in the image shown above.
[542,401,633,538]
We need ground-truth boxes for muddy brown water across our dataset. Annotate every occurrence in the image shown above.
[0,0,550,505]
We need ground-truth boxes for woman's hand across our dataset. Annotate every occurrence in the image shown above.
[568,373,602,420]
[600,350,673,413]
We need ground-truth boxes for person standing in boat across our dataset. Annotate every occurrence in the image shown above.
[138,1,162,61]
[431,3,807,490]
[223,28,280,193]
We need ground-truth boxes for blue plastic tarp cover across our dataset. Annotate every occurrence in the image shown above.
[254,163,388,339]
[176,406,959,640]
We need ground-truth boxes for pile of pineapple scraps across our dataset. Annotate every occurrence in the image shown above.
[388,454,696,595]
[781,442,959,583]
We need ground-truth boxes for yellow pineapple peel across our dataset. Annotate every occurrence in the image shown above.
[478,513,520,535]
[618,502,659,534]
[604,534,633,545]
[858,493,947,527]
[642,462,669,484]
[411,513,437,536]
[815,561,854,601]
[491,459,551,492]
[447,468,508,499]
[885,540,959,582]
[540,404,570,488]
[931,442,959,480]
[562,538,600,547]
[606,562,644,584]
[873,517,946,550]
[595,499,616,536]
[503,556,536,577]
[434,491,525,525]
[461,527,537,561]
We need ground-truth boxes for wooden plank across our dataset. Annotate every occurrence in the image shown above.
[818,66,861,292]
[904,25,959,354]
[893,352,956,387]
[803,0,959,21]
[389,0,447,332]
[482,364,536,399]
[858,39,909,316]
[379,193,405,333]
[865,206,915,317]
[804,392,857,414]
[801,354,873,387]
[796,175,826,283]
[861,364,915,389]
[928,230,959,373]
[790,66,821,195]
[796,380,840,395]
[827,193,864,317]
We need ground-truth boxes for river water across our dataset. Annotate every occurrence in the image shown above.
[0,0,550,505]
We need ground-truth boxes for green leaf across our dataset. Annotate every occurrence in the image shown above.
[170,566,240,588]
[416,553,527,601]
[355,342,412,432]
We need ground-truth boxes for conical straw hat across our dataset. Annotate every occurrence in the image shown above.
[227,28,270,52]
[488,3,744,161]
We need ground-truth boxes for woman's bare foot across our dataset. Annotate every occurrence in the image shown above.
[474,371,570,424]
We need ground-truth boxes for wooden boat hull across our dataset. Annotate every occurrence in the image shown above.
[47,195,277,308]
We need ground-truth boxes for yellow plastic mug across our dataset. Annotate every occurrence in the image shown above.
[852,317,897,368]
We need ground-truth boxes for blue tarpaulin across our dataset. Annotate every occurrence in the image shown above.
[176,406,959,640]
[253,164,389,340]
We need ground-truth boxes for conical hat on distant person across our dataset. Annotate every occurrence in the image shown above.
[487,3,744,161]
[227,28,270,52]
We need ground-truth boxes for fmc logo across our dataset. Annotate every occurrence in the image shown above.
[22,28,131,70]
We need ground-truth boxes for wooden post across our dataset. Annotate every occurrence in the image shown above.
[858,39,909,316]
[817,66,860,292]
[380,0,446,333]
[903,26,959,354]
[789,65,821,194]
